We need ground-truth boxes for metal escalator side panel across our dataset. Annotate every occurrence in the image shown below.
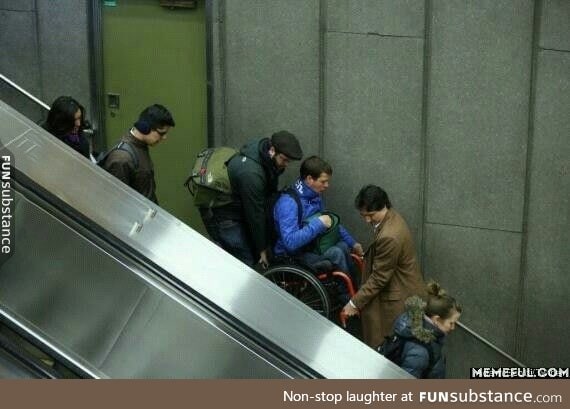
[1,189,296,378]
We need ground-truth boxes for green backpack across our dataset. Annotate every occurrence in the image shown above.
[304,211,342,255]
[184,147,238,208]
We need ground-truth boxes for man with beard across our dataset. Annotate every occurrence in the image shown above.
[199,131,303,268]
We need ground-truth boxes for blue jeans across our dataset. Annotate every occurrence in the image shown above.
[200,209,255,267]
[300,240,352,275]
[299,241,354,304]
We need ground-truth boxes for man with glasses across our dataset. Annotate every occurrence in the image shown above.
[199,131,303,268]
[100,104,175,204]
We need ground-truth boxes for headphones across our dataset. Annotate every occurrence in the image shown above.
[133,120,151,135]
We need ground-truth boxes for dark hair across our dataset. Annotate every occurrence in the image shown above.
[425,281,462,319]
[43,96,84,138]
[354,184,392,211]
[300,155,332,179]
[136,104,175,131]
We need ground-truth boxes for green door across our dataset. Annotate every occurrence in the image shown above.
[102,0,206,233]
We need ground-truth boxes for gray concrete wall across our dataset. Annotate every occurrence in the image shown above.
[211,0,320,185]
[521,0,570,367]
[0,0,44,121]
[424,0,535,377]
[325,0,425,244]
[211,0,570,377]
[0,0,91,124]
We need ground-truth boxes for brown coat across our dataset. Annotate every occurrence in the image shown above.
[352,209,425,348]
[102,133,158,204]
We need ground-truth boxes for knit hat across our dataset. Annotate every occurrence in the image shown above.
[271,131,303,160]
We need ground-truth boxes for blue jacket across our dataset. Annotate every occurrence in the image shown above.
[273,178,356,255]
[392,300,447,379]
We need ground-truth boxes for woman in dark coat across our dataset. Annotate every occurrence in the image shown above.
[393,281,462,378]
[43,96,90,158]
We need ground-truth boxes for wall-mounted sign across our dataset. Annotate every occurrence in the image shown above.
[104,0,117,6]
[159,0,197,9]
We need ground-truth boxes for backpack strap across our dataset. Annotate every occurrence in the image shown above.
[98,141,139,170]
[184,148,238,193]
[116,141,139,170]
[184,148,212,192]
[281,187,303,228]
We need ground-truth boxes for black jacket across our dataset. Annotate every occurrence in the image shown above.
[224,138,281,255]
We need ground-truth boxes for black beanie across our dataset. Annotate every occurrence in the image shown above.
[271,130,303,160]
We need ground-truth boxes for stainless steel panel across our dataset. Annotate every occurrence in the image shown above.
[0,99,411,378]
[1,191,292,378]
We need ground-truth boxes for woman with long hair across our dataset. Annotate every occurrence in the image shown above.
[43,96,90,158]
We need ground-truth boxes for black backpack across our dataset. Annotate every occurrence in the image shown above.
[97,140,139,170]
[377,334,434,376]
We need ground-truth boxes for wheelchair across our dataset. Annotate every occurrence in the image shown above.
[262,254,363,320]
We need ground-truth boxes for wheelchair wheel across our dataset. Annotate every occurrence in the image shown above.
[263,264,331,318]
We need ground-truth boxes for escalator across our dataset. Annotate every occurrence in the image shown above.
[0,98,411,378]
[0,323,65,379]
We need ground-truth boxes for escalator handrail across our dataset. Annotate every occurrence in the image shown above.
[0,326,60,379]
[0,308,106,379]
[0,74,50,111]
[458,322,527,368]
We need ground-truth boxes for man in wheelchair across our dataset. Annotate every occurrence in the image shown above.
[271,156,364,300]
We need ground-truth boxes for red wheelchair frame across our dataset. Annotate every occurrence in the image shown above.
[262,253,364,321]
[317,253,363,298]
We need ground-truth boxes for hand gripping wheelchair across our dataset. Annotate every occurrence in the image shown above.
[262,254,363,321]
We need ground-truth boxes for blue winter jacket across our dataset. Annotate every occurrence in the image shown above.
[273,178,356,255]
[392,310,446,379]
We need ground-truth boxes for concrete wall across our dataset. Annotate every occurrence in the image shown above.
[522,0,570,367]
[0,0,91,124]
[210,0,320,184]
[211,0,570,377]
[424,0,534,376]
[325,0,425,243]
